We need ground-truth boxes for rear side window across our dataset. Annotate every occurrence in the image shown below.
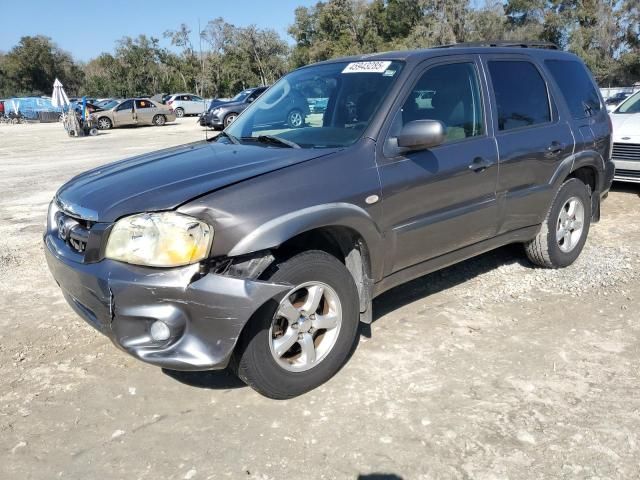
[544,59,602,119]
[488,61,551,131]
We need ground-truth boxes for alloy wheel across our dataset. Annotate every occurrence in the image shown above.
[556,196,585,253]
[269,282,342,372]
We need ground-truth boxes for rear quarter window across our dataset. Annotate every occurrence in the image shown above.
[544,59,602,119]
[488,60,551,131]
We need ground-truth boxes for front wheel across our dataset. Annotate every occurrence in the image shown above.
[287,109,304,128]
[174,107,185,118]
[234,251,359,399]
[223,113,238,127]
[97,117,112,130]
[525,178,591,268]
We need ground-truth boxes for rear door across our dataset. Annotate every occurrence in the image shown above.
[543,59,610,168]
[481,55,575,234]
[377,55,499,274]
[135,99,155,124]
[112,99,135,126]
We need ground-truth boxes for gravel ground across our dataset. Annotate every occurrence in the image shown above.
[1,120,639,479]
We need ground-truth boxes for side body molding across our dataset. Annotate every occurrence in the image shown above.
[228,202,385,279]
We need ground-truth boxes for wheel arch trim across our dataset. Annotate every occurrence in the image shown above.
[227,203,384,278]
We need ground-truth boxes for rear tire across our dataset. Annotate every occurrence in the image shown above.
[233,250,359,399]
[525,178,591,268]
[153,114,166,126]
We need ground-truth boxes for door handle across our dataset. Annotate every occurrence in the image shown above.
[468,157,492,172]
[547,141,564,155]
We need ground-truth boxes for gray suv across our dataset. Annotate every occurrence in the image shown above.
[45,42,614,399]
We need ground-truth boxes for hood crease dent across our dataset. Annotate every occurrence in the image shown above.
[56,140,339,222]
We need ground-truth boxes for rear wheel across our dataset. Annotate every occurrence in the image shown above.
[97,117,112,130]
[525,178,591,268]
[234,251,359,399]
[153,114,166,126]
[174,107,185,118]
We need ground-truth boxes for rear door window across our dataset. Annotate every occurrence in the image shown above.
[135,99,153,109]
[544,59,602,119]
[488,60,551,131]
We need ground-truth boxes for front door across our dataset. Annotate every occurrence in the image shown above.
[113,99,135,127]
[378,57,499,274]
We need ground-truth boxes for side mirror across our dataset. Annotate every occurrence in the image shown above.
[397,120,445,151]
[247,97,254,103]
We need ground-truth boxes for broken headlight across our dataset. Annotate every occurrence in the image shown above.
[105,212,213,267]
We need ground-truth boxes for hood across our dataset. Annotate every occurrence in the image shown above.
[56,141,339,222]
[610,113,640,141]
[213,100,247,111]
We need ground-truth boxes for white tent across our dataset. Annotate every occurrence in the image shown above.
[51,78,70,108]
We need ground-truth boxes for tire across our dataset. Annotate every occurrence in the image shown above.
[525,178,591,268]
[234,250,360,399]
[174,107,185,118]
[287,109,304,128]
[223,113,238,127]
[153,114,166,126]
[97,117,112,130]
[89,128,98,136]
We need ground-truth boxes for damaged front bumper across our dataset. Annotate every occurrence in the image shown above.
[44,233,289,371]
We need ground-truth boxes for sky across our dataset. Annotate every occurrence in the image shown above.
[0,0,318,61]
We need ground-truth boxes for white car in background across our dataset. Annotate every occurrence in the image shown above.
[610,91,640,183]
[166,93,209,117]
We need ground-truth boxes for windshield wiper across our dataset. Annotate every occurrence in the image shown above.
[242,135,301,149]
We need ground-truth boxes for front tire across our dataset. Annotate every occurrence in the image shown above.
[174,107,185,118]
[223,113,238,127]
[234,251,359,399]
[287,109,304,128]
[97,117,112,130]
[525,178,591,268]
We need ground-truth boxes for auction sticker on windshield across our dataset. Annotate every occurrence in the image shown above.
[342,61,392,74]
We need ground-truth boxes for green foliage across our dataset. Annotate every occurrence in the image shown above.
[0,36,84,97]
[1,2,639,100]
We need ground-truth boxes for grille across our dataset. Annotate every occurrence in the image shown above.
[55,211,91,254]
[612,143,640,162]
[614,169,640,180]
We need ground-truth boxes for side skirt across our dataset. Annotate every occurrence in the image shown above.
[372,225,541,298]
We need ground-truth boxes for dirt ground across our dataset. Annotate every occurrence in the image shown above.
[1,119,639,480]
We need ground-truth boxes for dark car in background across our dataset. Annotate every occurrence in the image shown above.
[45,42,613,399]
[200,86,270,128]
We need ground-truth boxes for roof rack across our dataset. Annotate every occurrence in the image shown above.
[434,41,559,50]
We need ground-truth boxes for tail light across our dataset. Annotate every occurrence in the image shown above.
[167,100,173,106]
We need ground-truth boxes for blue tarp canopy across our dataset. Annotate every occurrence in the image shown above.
[0,97,62,119]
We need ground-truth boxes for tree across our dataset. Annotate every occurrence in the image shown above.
[0,36,83,97]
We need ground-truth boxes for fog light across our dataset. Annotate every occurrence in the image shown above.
[149,321,171,341]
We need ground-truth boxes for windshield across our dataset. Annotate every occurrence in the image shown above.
[616,91,640,114]
[223,60,404,148]
[101,100,119,110]
[231,90,253,102]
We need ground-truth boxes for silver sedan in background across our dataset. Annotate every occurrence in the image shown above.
[95,98,176,130]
